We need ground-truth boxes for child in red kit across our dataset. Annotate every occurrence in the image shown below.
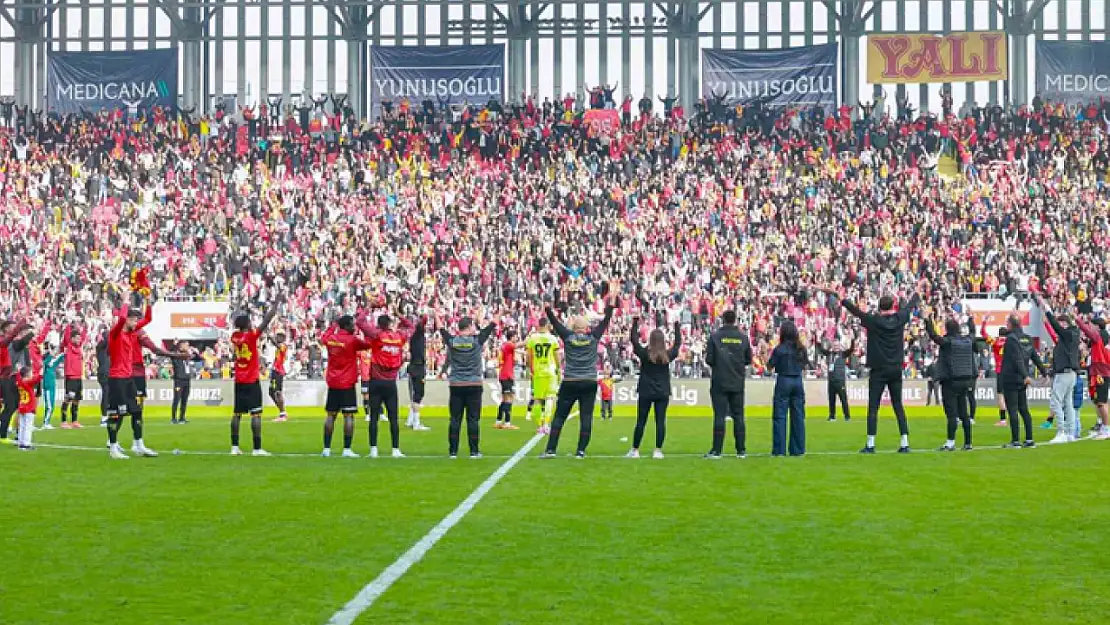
[16,362,42,450]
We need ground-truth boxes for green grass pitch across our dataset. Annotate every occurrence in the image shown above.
[1,403,1107,625]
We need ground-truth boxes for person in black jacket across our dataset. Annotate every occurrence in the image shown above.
[819,335,854,421]
[924,316,976,450]
[768,321,809,456]
[0,320,33,443]
[625,317,681,459]
[831,289,921,454]
[704,310,752,459]
[171,341,196,425]
[924,360,940,406]
[95,330,111,425]
[998,314,1047,448]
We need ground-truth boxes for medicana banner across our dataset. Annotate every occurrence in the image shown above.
[1036,40,1110,104]
[369,44,505,118]
[47,48,178,114]
[65,378,1053,411]
[701,44,838,109]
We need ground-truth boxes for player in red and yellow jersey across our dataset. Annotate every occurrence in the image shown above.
[269,332,290,422]
[980,323,1009,427]
[229,298,280,456]
[495,329,519,430]
[359,350,375,423]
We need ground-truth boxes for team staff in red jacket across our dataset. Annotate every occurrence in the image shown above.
[60,321,89,428]
[320,315,373,458]
[356,311,415,458]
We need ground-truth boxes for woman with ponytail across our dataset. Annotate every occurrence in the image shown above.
[768,321,810,456]
[626,315,681,459]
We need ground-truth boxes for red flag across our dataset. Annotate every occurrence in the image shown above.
[130,267,152,297]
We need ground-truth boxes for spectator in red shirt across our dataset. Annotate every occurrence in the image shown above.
[495,329,519,431]
[356,311,416,458]
[229,300,280,456]
[320,315,373,458]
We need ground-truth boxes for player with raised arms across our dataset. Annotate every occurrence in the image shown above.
[229,296,282,456]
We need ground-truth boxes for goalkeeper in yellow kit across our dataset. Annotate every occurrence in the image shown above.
[525,318,562,434]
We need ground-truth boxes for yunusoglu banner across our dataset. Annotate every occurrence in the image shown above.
[867,32,1007,84]
[1036,40,1110,104]
[369,44,505,118]
[48,48,179,114]
[701,44,838,109]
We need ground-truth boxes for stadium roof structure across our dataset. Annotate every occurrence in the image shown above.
[0,0,1096,116]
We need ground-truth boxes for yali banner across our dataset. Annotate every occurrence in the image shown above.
[1036,40,1110,104]
[867,32,1007,84]
[369,44,505,118]
[47,49,178,114]
[701,44,838,109]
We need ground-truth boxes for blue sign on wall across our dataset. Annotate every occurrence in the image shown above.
[48,48,179,114]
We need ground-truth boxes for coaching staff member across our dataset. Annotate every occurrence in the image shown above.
[541,294,616,460]
[704,310,752,459]
[440,312,497,459]
[923,316,976,451]
[827,288,920,454]
[998,314,1047,448]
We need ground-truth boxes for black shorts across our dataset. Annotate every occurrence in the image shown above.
[408,376,425,403]
[1093,375,1109,405]
[133,376,147,401]
[64,378,83,401]
[326,387,359,413]
[500,379,515,394]
[269,372,285,395]
[995,376,1004,393]
[234,382,264,414]
[361,381,371,396]
[107,377,140,416]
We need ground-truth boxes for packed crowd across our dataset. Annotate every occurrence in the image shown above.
[1,89,1108,381]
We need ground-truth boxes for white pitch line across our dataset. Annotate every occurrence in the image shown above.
[324,431,546,625]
